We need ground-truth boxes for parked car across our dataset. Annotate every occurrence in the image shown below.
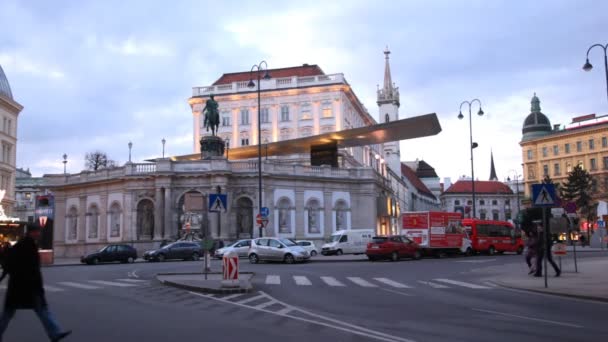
[81,244,138,265]
[296,240,320,256]
[214,239,252,259]
[366,235,422,261]
[321,229,375,255]
[248,238,310,264]
[143,241,202,262]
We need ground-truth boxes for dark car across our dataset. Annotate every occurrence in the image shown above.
[143,242,202,262]
[81,244,138,265]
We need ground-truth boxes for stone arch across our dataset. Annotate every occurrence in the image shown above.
[136,199,155,240]
[66,206,78,241]
[235,196,254,239]
[108,201,122,238]
[176,189,207,239]
[87,204,100,240]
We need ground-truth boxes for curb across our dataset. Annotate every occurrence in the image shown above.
[493,280,608,303]
[157,272,255,295]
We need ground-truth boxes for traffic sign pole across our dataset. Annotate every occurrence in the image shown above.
[543,208,548,288]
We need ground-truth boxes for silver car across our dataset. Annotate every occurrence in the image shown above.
[248,238,310,264]
[214,239,252,259]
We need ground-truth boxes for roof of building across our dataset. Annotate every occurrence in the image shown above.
[489,151,498,181]
[522,93,552,141]
[0,64,13,100]
[443,180,513,195]
[211,64,325,86]
[416,160,438,178]
[401,163,436,199]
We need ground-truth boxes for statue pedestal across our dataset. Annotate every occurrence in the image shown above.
[200,136,225,159]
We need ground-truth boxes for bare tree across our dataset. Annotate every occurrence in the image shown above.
[85,151,116,171]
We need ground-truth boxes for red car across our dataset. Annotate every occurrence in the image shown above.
[366,235,422,261]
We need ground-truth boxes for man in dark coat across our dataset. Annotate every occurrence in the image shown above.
[0,224,71,341]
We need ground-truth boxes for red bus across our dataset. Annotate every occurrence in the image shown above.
[461,219,524,255]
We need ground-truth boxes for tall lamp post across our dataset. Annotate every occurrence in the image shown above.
[458,99,484,218]
[161,138,166,158]
[247,61,271,238]
[507,171,522,220]
[582,43,608,104]
[62,154,68,174]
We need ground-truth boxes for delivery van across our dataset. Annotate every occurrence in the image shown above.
[321,229,375,255]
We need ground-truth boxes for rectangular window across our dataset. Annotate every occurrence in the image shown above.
[479,200,485,205]
[553,145,559,156]
[492,212,499,221]
[603,137,608,148]
[454,200,461,206]
[480,212,486,220]
[565,143,570,154]
[241,138,249,146]
[592,179,598,193]
[591,158,597,170]
[7,120,11,135]
[222,116,231,126]
[589,139,595,150]
[505,212,512,220]
[567,162,572,173]
[577,141,582,152]
[492,200,498,206]
[322,106,333,118]
[260,108,269,123]
[280,106,290,121]
[240,109,249,125]
[467,200,472,206]
[604,157,608,170]
[542,147,548,157]
[543,164,549,176]
[527,150,533,160]
[554,163,560,176]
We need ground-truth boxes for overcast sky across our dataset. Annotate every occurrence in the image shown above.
[1,0,607,182]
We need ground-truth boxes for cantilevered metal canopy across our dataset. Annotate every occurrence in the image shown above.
[173,113,441,161]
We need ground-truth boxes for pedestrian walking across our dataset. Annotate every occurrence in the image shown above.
[534,225,561,278]
[0,224,72,342]
[580,234,586,247]
[524,231,538,275]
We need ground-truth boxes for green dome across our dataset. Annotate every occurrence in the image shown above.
[0,65,13,100]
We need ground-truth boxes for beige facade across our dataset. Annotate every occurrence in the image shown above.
[0,65,22,217]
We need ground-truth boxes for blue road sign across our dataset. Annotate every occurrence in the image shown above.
[532,184,556,207]
[599,220,606,229]
[260,207,270,218]
[209,194,228,212]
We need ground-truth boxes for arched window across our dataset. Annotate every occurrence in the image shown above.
[109,203,122,238]
[335,200,348,230]
[88,204,100,239]
[385,113,390,123]
[278,198,292,233]
[306,199,321,234]
[236,197,253,238]
[136,199,155,240]
[67,206,78,241]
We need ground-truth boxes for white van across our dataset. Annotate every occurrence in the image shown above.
[321,229,375,255]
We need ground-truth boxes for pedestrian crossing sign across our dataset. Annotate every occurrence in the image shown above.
[532,184,556,207]
[209,194,227,212]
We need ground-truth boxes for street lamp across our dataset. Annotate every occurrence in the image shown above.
[582,43,608,104]
[458,99,484,218]
[128,141,133,163]
[248,60,271,238]
[62,154,68,174]
[162,138,166,158]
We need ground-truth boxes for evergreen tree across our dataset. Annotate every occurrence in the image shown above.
[561,165,594,221]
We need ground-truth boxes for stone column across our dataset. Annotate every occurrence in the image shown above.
[295,189,305,238]
[78,196,87,243]
[154,188,163,240]
[164,188,173,239]
[323,191,332,239]
[100,194,108,242]
[127,192,137,242]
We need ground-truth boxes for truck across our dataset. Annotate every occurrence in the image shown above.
[401,211,471,257]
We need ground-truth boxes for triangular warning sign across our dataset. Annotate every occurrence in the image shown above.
[535,186,554,205]
[211,197,225,211]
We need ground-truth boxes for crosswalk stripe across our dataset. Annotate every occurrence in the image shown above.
[293,276,312,286]
[265,275,281,285]
[236,294,266,305]
[58,282,101,290]
[347,277,377,288]
[89,280,137,287]
[417,280,449,289]
[434,278,491,289]
[116,279,147,283]
[221,293,246,300]
[373,278,412,289]
[44,285,64,292]
[321,276,345,287]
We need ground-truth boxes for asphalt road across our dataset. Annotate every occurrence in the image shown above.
[2,252,607,341]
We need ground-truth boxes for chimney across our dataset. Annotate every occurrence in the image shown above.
[553,124,560,131]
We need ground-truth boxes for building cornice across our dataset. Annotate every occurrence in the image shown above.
[0,94,23,114]
[520,123,608,146]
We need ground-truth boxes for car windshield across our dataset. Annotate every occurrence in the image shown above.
[330,234,342,242]
[279,239,297,247]
[372,237,388,244]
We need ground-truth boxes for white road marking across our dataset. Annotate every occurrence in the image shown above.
[89,280,137,287]
[221,293,246,300]
[293,276,312,286]
[321,276,345,287]
[434,279,491,289]
[265,275,281,285]
[472,308,584,328]
[347,277,378,287]
[374,278,412,289]
[381,288,414,297]
[417,280,449,289]
[253,300,277,310]
[57,282,101,290]
[44,285,64,292]
[236,294,266,305]
[456,259,496,264]
[116,278,147,283]
[190,291,416,342]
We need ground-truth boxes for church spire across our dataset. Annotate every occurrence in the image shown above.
[377,46,400,106]
[489,150,498,181]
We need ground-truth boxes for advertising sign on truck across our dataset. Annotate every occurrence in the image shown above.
[402,212,469,255]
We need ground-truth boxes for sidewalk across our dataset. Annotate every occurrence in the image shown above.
[565,246,606,252]
[483,257,608,302]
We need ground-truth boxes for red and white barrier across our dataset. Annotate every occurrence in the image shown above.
[221,251,239,288]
